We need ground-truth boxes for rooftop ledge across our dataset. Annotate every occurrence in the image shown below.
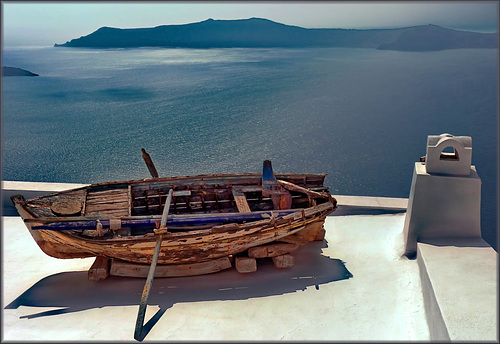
[1,180,497,341]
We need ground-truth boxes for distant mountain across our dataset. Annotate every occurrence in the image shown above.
[2,66,39,77]
[54,18,498,51]
[377,24,498,51]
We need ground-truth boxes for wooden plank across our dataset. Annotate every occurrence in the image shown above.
[110,256,232,278]
[86,187,130,217]
[172,190,192,197]
[232,188,251,213]
[248,242,299,258]
[86,197,129,205]
[277,179,329,199]
[87,189,129,197]
[87,197,128,206]
[86,195,130,203]
[86,203,129,211]
[87,190,128,197]
[133,190,191,200]
[232,185,262,193]
[88,256,110,281]
[86,200,129,207]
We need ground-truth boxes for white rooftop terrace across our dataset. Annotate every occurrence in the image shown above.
[1,180,497,342]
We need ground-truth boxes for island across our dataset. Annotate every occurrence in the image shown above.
[3,66,39,77]
[54,17,498,51]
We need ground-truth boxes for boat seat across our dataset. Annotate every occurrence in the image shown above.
[232,188,251,213]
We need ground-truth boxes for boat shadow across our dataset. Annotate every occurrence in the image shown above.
[6,240,352,338]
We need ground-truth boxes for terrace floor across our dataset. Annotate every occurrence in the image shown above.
[2,212,428,341]
[1,182,497,342]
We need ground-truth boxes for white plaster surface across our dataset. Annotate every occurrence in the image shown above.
[425,133,472,176]
[418,239,498,341]
[2,214,431,342]
[334,195,408,209]
[403,162,482,254]
[2,181,89,192]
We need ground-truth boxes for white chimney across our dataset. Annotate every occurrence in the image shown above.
[403,134,481,257]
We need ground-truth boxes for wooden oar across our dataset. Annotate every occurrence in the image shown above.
[141,148,159,179]
[134,188,173,340]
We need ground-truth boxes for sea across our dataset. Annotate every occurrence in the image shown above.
[2,46,498,250]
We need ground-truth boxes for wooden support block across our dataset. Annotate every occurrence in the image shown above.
[315,227,326,241]
[88,256,110,281]
[272,254,294,269]
[110,256,232,278]
[248,242,299,258]
[235,256,257,273]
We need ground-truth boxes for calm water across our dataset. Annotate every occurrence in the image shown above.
[2,46,498,249]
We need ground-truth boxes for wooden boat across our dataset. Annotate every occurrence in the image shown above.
[11,160,337,272]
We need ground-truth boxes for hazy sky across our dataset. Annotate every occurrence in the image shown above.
[2,1,498,46]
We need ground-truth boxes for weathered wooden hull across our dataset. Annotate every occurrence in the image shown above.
[12,172,336,265]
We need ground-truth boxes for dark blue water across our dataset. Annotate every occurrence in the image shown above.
[2,46,497,250]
